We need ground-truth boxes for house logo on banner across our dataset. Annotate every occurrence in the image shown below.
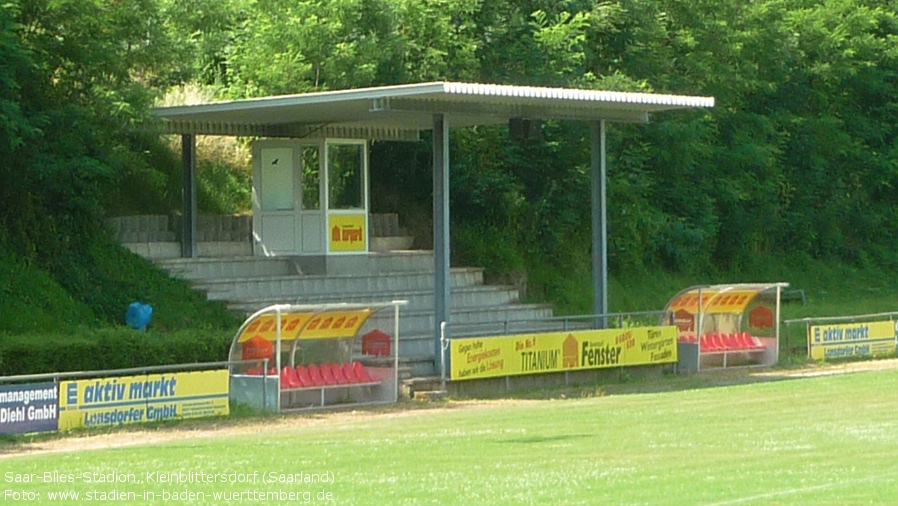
[563,335,579,368]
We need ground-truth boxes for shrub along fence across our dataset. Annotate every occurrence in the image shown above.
[0,328,232,376]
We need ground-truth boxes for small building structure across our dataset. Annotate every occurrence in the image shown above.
[229,301,404,411]
[661,283,788,371]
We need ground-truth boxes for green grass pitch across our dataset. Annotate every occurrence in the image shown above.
[3,369,898,505]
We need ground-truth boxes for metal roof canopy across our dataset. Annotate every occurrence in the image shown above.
[153,81,715,377]
[155,81,713,139]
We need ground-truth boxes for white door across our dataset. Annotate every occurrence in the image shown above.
[253,142,325,255]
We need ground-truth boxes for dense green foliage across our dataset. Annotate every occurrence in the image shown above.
[0,1,238,343]
[0,328,232,375]
[1,0,897,342]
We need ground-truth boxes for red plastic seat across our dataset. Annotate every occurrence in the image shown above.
[342,362,359,383]
[748,335,765,349]
[280,366,302,389]
[701,334,715,352]
[730,332,745,350]
[307,364,326,386]
[702,334,726,352]
[352,361,374,382]
[700,335,712,352]
[267,367,278,376]
[289,366,304,387]
[319,363,337,385]
[244,367,263,375]
[329,362,350,384]
[723,333,740,350]
[295,365,313,387]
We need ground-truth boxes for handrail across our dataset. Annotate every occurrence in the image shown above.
[0,359,265,384]
[783,311,898,326]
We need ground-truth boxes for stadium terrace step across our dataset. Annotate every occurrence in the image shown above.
[192,269,485,301]
[154,251,437,281]
[152,251,562,376]
[156,256,302,280]
[227,286,520,314]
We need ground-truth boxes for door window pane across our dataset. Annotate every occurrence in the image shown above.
[260,147,294,211]
[328,143,364,209]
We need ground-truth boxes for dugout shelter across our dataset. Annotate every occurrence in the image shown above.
[662,283,788,371]
[229,301,404,411]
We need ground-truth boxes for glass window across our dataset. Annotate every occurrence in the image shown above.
[327,143,364,210]
[260,147,294,211]
[301,145,320,210]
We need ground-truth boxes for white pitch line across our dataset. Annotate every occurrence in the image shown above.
[702,471,896,506]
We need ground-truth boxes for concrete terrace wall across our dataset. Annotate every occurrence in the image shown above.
[104,214,252,259]
[105,214,416,258]
[105,214,252,243]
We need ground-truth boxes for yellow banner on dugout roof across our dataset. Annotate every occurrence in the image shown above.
[450,326,677,381]
[58,370,229,430]
[808,320,897,360]
[666,290,757,314]
[237,313,313,342]
[236,309,372,342]
[302,309,372,339]
[328,213,367,252]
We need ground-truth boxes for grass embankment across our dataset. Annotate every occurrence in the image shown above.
[0,241,238,374]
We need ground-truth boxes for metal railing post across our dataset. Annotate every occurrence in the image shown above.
[440,321,448,392]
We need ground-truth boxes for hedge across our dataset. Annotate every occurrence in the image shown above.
[0,327,233,376]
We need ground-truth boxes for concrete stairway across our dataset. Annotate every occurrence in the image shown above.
[155,252,555,375]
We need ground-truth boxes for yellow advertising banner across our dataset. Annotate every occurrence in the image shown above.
[301,309,372,339]
[58,370,229,430]
[450,326,678,381]
[667,290,758,314]
[328,213,367,252]
[237,309,373,342]
[237,313,313,342]
[808,320,897,360]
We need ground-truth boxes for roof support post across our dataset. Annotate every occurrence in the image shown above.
[590,121,608,328]
[181,133,198,258]
[433,113,451,375]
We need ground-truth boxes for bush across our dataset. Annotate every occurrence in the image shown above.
[0,328,233,376]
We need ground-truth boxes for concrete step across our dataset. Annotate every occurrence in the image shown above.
[227,285,520,314]
[156,256,302,280]
[128,242,252,260]
[401,304,554,330]
[446,318,594,338]
[156,251,437,281]
[195,268,485,300]
[369,353,435,378]
[354,251,435,273]
[401,376,445,399]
